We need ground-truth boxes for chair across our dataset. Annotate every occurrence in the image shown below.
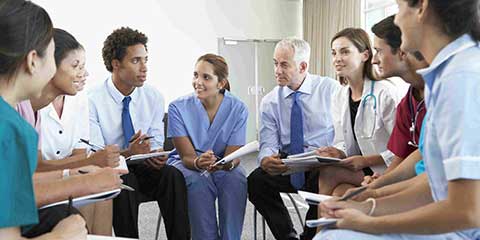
[253,193,305,240]
[154,113,173,240]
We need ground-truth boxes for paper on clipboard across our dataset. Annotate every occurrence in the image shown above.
[282,154,341,175]
[297,191,333,205]
[306,218,338,228]
[125,150,173,162]
[40,189,121,209]
[115,155,128,171]
[210,141,259,167]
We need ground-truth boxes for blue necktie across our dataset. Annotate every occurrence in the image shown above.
[122,96,135,148]
[290,91,305,189]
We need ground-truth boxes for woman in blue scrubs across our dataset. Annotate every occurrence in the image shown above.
[315,0,480,239]
[0,1,86,239]
[167,53,248,240]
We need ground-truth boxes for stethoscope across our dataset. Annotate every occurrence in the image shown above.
[359,80,377,139]
[407,87,425,147]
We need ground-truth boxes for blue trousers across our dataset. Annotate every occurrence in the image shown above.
[170,160,247,240]
[315,229,465,240]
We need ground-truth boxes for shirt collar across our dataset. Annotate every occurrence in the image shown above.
[283,73,313,99]
[106,76,139,104]
[417,34,477,90]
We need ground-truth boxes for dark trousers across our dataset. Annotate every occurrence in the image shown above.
[248,167,319,240]
[112,164,190,239]
[22,204,81,238]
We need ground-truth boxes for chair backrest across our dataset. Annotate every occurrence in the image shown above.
[163,113,174,151]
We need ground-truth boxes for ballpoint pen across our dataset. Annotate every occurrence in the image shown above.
[78,170,135,192]
[129,135,154,144]
[194,149,222,160]
[79,138,105,151]
[339,185,368,201]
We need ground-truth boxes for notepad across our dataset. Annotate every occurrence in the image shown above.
[282,155,341,175]
[306,218,338,228]
[125,150,173,162]
[297,191,333,205]
[40,189,121,209]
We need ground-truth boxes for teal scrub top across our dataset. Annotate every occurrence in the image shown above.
[0,97,39,228]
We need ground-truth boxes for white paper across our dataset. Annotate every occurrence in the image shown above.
[282,155,341,175]
[40,189,121,209]
[115,155,128,171]
[298,191,333,205]
[287,150,317,159]
[211,140,259,166]
[126,150,173,162]
[306,218,338,228]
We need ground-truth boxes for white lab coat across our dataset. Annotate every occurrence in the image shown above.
[331,78,398,173]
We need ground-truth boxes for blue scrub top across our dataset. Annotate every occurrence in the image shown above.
[415,117,427,175]
[167,91,248,162]
[0,97,39,228]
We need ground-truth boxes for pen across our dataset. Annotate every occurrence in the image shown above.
[129,135,154,144]
[139,136,154,144]
[339,185,368,201]
[79,138,105,151]
[78,170,135,192]
[194,149,222,160]
[68,196,73,214]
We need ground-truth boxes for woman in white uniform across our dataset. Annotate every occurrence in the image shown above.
[315,0,480,239]
[37,29,116,235]
[315,28,398,196]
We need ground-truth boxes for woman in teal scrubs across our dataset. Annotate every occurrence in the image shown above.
[0,1,86,239]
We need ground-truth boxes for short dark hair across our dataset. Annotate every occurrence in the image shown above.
[0,0,54,80]
[372,15,402,53]
[102,27,148,72]
[53,28,84,67]
[331,28,376,85]
[403,0,480,41]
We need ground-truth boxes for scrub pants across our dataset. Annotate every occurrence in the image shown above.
[171,160,248,240]
[315,229,464,240]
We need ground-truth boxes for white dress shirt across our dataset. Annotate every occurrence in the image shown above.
[258,73,341,163]
[40,93,89,160]
[88,77,165,150]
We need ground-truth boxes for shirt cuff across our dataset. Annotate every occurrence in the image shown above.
[444,156,480,180]
[258,147,277,165]
[380,150,394,166]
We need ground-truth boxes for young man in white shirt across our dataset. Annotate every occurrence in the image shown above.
[88,27,190,239]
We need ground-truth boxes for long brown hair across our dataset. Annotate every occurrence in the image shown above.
[331,28,376,85]
[196,53,231,93]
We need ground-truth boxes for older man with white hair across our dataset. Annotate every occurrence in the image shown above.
[247,38,341,240]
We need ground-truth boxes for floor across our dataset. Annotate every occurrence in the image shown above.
[135,152,311,240]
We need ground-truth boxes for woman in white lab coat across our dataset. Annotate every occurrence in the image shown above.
[315,28,398,196]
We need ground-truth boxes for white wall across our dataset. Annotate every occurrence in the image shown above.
[34,0,303,104]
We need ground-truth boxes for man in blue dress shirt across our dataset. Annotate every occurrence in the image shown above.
[88,27,189,239]
[248,38,341,240]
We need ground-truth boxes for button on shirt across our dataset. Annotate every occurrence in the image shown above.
[418,34,480,239]
[258,73,341,163]
[88,77,165,150]
[40,93,89,160]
